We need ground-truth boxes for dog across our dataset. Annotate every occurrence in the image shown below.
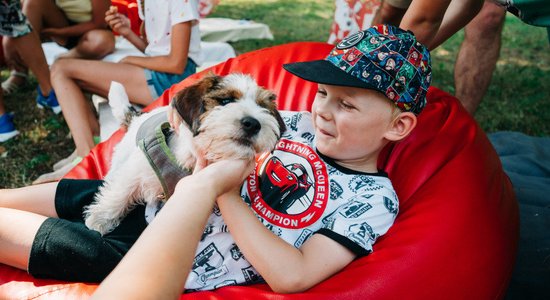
[84,73,286,235]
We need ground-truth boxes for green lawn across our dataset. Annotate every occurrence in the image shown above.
[1,0,549,187]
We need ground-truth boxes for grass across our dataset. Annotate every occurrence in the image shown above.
[1,0,549,187]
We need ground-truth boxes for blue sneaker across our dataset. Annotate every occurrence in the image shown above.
[0,112,19,142]
[36,87,61,114]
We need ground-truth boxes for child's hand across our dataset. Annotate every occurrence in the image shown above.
[198,159,254,196]
[105,8,132,37]
[167,105,183,135]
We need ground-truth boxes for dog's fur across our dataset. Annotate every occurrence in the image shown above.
[84,73,286,235]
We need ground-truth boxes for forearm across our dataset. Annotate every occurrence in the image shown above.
[121,54,188,74]
[120,21,192,73]
[399,0,452,46]
[92,177,217,299]
[47,21,107,38]
[428,0,484,49]
[121,30,148,53]
[218,195,340,293]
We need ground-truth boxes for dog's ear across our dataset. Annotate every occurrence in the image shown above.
[171,74,222,134]
[270,94,287,137]
[261,90,286,137]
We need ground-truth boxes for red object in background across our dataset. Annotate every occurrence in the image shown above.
[110,0,142,36]
[0,42,518,299]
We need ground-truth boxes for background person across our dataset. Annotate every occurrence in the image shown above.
[0,0,57,142]
[2,0,115,96]
[33,0,202,183]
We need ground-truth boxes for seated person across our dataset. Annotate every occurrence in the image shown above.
[34,0,202,183]
[0,0,56,142]
[372,0,485,49]
[0,25,432,294]
[2,0,115,96]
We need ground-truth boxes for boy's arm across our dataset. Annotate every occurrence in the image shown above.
[217,193,356,293]
[119,21,192,74]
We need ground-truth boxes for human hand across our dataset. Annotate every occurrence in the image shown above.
[195,158,255,197]
[167,104,183,135]
[105,8,132,37]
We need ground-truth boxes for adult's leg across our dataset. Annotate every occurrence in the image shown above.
[454,1,506,114]
[0,182,58,270]
[50,59,153,157]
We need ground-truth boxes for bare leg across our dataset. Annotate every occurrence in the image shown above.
[22,0,69,36]
[0,208,47,270]
[0,89,5,115]
[12,31,53,95]
[0,182,59,217]
[454,1,506,114]
[58,29,116,60]
[0,182,58,270]
[1,38,29,94]
[50,58,153,157]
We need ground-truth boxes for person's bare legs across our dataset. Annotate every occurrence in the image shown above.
[58,29,116,60]
[454,1,506,114]
[22,0,70,39]
[1,38,29,94]
[50,58,154,157]
[12,31,53,95]
[0,182,58,270]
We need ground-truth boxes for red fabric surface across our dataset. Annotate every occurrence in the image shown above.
[0,42,518,299]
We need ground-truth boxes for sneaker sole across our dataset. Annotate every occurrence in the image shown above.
[0,130,19,142]
[37,103,62,115]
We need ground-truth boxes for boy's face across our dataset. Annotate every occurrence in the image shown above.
[311,84,396,173]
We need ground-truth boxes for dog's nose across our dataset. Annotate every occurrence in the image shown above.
[241,116,261,136]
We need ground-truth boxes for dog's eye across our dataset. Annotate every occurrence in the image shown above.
[218,98,235,106]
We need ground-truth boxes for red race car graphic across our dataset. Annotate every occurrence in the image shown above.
[260,156,313,214]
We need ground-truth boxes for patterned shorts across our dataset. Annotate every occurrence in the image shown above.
[0,0,32,37]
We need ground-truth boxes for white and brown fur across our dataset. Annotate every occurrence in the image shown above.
[84,73,285,235]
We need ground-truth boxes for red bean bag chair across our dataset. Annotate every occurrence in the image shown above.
[0,42,518,299]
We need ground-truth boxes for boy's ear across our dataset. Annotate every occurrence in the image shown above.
[384,112,417,142]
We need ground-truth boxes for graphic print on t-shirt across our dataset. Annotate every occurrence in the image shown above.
[192,243,228,286]
[246,138,329,229]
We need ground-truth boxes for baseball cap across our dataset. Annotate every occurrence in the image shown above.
[283,24,432,115]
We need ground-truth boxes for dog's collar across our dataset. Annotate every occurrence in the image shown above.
[136,111,192,200]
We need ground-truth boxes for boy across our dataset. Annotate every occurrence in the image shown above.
[0,24,431,294]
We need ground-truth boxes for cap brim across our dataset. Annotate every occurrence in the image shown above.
[283,60,379,91]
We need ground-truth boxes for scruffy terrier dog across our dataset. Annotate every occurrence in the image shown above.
[84,73,286,235]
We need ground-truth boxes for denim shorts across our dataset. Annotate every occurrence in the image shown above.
[144,58,197,99]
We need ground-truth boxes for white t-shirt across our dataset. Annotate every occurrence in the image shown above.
[147,110,400,291]
[137,0,202,65]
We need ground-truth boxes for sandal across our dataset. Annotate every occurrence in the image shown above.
[1,71,28,95]
[36,86,62,114]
